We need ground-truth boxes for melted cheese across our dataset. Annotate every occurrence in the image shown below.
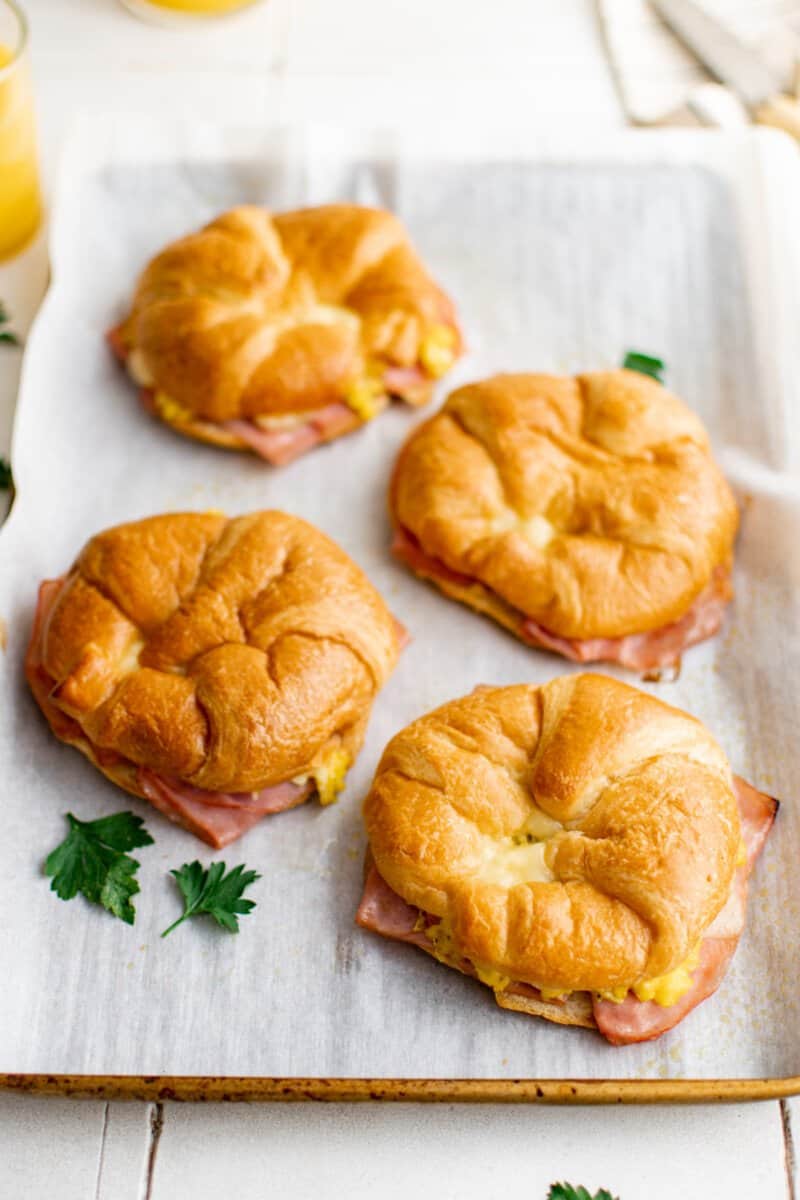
[117,638,144,676]
[127,348,154,387]
[419,324,458,378]
[516,804,564,842]
[254,410,326,431]
[479,838,555,887]
[291,303,360,333]
[519,513,555,549]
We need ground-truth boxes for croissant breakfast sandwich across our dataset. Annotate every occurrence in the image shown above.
[108,205,463,465]
[357,675,777,1045]
[390,370,739,672]
[26,510,404,847]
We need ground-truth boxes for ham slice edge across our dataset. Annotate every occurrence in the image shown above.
[137,769,313,849]
[391,525,731,671]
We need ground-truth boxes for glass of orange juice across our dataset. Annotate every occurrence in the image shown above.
[0,0,41,260]
[120,0,265,21]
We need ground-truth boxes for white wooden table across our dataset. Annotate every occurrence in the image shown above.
[0,2,797,1195]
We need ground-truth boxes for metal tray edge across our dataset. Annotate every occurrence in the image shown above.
[0,1074,798,1103]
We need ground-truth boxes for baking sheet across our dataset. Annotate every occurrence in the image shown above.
[0,120,798,1081]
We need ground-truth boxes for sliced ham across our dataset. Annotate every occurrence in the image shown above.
[392,618,411,651]
[221,404,361,466]
[391,527,474,587]
[25,577,83,742]
[138,768,312,849]
[593,775,777,1044]
[384,365,428,394]
[392,524,731,671]
[735,775,780,871]
[521,570,731,671]
[357,776,778,1044]
[356,864,432,950]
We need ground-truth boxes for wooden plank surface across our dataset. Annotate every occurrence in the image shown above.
[148,1101,790,1199]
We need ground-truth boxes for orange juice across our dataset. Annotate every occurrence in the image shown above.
[124,0,262,16]
[0,32,42,260]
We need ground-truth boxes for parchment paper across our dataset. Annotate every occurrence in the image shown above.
[1,120,798,1079]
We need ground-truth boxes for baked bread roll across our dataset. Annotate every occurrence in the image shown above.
[357,675,777,1044]
[108,205,462,465]
[26,510,404,847]
[390,370,739,672]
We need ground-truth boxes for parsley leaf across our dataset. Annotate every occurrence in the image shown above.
[161,860,261,937]
[44,811,154,924]
[548,1186,619,1200]
[622,350,665,383]
[0,457,12,490]
[0,302,21,347]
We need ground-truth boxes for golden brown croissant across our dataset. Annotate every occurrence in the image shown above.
[390,370,739,672]
[26,510,404,846]
[109,205,463,465]
[357,675,777,1044]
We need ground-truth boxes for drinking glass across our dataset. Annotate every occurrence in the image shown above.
[120,0,265,22]
[0,0,41,260]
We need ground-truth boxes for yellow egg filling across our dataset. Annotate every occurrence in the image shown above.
[419,324,458,378]
[153,391,194,425]
[421,912,702,1010]
[313,746,351,807]
[343,377,386,421]
[426,919,511,992]
[598,943,702,1007]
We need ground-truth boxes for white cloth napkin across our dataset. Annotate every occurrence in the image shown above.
[598,0,800,124]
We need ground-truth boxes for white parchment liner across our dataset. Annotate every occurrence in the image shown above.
[0,120,798,1079]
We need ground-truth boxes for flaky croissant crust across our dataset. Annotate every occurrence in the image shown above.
[363,675,740,994]
[33,511,400,793]
[390,371,739,638]
[115,204,462,424]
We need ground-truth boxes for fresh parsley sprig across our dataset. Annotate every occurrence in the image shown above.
[44,811,154,924]
[0,457,12,490]
[161,860,261,937]
[622,350,665,383]
[548,1185,619,1200]
[0,302,21,347]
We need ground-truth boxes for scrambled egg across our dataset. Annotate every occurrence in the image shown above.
[735,839,747,868]
[426,913,702,1009]
[153,391,193,425]
[427,919,511,992]
[312,746,351,807]
[598,943,702,1008]
[344,377,385,421]
[419,324,458,378]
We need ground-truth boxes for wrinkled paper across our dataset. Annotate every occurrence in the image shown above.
[0,120,798,1080]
